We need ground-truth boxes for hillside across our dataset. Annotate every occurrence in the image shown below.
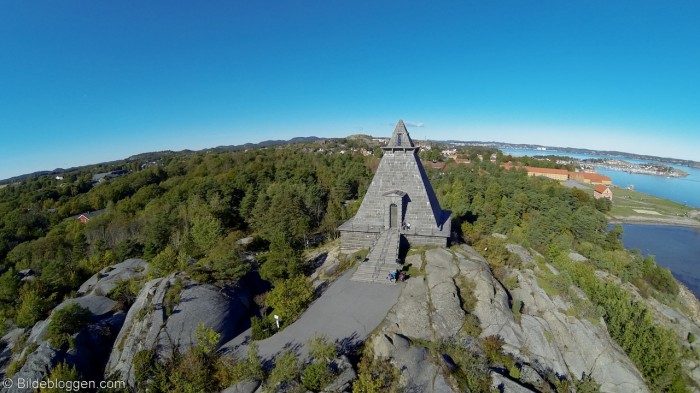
[0,140,698,392]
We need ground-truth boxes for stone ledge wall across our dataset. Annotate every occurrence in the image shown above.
[404,234,447,247]
[340,231,379,253]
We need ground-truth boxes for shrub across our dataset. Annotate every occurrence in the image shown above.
[195,323,220,355]
[302,362,334,391]
[460,314,482,337]
[15,289,49,328]
[39,362,80,393]
[250,316,274,340]
[644,265,679,296]
[229,342,264,382]
[454,276,477,312]
[133,349,156,385]
[508,363,521,379]
[352,348,399,393]
[268,350,301,387]
[163,277,183,317]
[308,335,337,363]
[45,303,92,350]
[149,245,178,278]
[107,279,142,311]
[574,372,601,393]
[265,275,314,324]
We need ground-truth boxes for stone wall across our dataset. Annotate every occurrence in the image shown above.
[340,231,379,253]
[404,234,447,247]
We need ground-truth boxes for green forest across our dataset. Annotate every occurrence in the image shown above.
[0,140,695,391]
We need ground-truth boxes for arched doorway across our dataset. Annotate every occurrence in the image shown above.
[389,203,398,228]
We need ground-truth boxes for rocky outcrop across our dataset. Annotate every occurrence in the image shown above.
[371,333,455,393]
[4,295,125,392]
[382,245,650,393]
[105,274,252,385]
[104,276,169,384]
[457,244,649,393]
[78,258,147,296]
[384,254,432,340]
[425,248,465,339]
[454,248,524,352]
[323,355,356,393]
[222,379,262,393]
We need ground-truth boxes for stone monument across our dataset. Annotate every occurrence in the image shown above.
[339,120,451,282]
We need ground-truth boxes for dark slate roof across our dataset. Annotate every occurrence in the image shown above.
[385,120,415,149]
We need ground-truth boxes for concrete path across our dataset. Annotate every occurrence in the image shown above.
[221,268,403,363]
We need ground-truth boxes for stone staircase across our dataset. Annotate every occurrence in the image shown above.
[351,229,401,284]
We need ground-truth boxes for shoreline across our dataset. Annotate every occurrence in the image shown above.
[608,215,700,229]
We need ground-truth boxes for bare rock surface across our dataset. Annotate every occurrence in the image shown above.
[425,248,464,339]
[384,259,432,341]
[454,247,523,352]
[222,379,262,393]
[4,342,60,393]
[5,294,125,392]
[106,274,252,385]
[78,258,147,297]
[506,244,536,265]
[105,276,168,385]
[370,333,456,393]
[491,371,537,392]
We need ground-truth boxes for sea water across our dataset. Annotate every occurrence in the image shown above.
[500,148,700,208]
[619,224,700,298]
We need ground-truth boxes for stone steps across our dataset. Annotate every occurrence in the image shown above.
[351,229,401,284]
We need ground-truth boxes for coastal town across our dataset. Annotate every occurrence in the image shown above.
[579,158,688,178]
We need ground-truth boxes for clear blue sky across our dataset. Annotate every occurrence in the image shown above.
[1,1,699,180]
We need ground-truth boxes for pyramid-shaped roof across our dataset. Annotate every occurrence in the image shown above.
[385,120,415,149]
[339,120,450,237]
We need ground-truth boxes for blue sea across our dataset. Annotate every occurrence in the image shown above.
[501,148,700,209]
[501,148,700,298]
[619,224,700,298]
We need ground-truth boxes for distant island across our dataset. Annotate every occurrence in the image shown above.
[440,140,700,169]
[580,158,688,178]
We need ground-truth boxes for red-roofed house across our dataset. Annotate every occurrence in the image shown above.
[77,209,106,224]
[593,185,613,200]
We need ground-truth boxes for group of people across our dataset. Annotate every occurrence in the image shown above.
[388,269,408,282]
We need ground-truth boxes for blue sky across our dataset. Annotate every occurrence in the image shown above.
[1,1,699,180]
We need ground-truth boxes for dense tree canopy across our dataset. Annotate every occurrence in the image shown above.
[0,145,372,333]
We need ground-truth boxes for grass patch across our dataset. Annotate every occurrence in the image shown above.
[609,187,692,218]
[511,299,523,324]
[536,276,560,298]
[544,330,553,344]
[5,342,38,377]
[163,277,184,318]
[454,276,482,337]
[454,276,478,312]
